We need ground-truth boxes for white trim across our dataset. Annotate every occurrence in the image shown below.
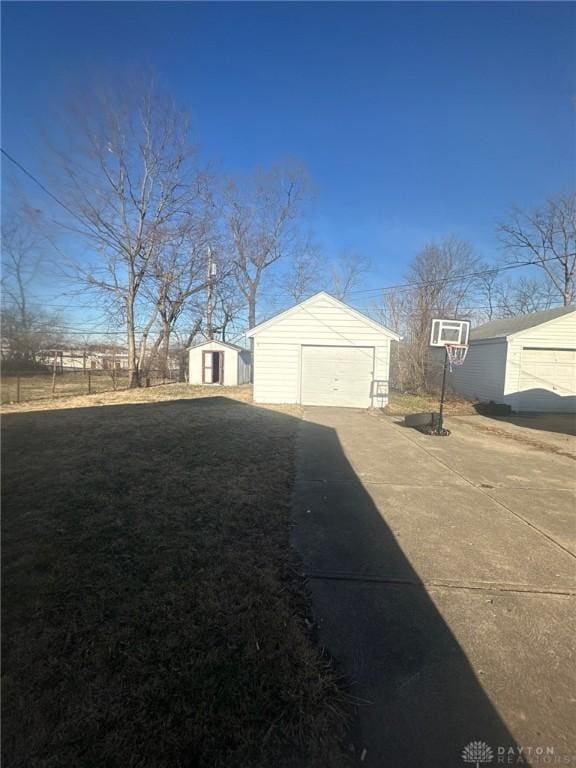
[246,292,400,340]
[186,339,246,352]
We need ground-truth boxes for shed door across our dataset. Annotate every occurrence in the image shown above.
[301,346,374,408]
[517,348,576,411]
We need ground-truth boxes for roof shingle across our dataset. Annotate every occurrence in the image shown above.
[470,305,576,341]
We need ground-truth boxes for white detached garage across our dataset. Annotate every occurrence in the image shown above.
[449,305,576,412]
[247,292,400,408]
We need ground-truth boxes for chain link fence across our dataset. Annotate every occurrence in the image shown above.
[1,368,179,405]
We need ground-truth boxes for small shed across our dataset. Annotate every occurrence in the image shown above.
[246,292,400,408]
[449,305,576,412]
[188,340,251,386]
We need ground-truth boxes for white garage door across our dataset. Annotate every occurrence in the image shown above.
[517,348,576,412]
[301,345,374,408]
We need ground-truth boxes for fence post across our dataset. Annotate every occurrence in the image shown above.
[88,372,91,394]
[16,375,21,403]
[51,352,58,398]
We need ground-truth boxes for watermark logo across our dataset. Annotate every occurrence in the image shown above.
[462,741,494,767]
[461,742,575,765]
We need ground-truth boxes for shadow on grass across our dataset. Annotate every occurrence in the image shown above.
[2,396,519,767]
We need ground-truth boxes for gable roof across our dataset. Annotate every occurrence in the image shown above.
[187,339,246,352]
[471,305,576,341]
[246,291,400,340]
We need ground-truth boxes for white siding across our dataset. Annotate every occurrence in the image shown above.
[253,342,300,403]
[251,295,393,407]
[505,312,576,411]
[448,340,507,402]
[238,351,252,385]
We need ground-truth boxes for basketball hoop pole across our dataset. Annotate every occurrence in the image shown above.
[437,347,448,434]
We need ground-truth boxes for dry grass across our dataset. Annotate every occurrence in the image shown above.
[1,383,255,414]
[384,389,478,416]
[0,372,136,405]
[2,394,349,768]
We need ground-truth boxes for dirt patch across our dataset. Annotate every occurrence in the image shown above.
[2,395,348,767]
[461,421,576,461]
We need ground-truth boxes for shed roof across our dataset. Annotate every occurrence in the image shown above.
[471,305,576,341]
[187,339,246,352]
[246,291,401,340]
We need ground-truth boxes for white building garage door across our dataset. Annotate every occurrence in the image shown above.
[301,345,374,407]
[517,347,576,412]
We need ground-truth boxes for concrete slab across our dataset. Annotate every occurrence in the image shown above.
[486,488,576,554]
[396,416,576,491]
[294,480,576,591]
[297,410,464,487]
[308,579,575,767]
[293,407,576,767]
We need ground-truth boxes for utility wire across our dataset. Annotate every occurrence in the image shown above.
[345,257,560,297]
[4,147,566,333]
[1,148,80,222]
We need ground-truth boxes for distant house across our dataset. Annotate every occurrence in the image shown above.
[37,348,130,372]
[449,306,576,412]
[246,292,400,408]
[188,340,251,386]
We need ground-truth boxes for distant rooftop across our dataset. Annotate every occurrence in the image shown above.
[471,305,576,341]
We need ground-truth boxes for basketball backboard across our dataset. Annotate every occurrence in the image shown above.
[430,318,470,347]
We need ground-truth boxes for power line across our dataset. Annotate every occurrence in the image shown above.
[1,148,80,221]
[4,148,565,327]
[346,257,559,297]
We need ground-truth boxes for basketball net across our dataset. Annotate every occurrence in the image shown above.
[446,344,468,373]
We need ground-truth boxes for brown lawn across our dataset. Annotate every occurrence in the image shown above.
[2,390,349,768]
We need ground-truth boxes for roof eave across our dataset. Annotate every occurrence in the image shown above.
[247,291,401,340]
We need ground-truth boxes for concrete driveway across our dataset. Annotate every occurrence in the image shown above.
[292,408,576,768]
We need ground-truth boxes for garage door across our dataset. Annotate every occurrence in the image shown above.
[517,348,576,412]
[300,346,374,408]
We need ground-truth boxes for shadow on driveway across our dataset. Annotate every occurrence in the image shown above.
[292,413,522,767]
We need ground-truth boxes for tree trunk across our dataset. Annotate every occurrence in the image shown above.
[126,288,140,388]
[161,321,171,379]
[248,293,257,357]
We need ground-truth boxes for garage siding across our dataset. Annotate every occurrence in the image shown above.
[448,340,508,402]
[251,295,394,406]
[253,343,301,404]
[505,312,576,411]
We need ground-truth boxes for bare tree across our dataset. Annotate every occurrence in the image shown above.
[477,267,558,323]
[498,191,576,305]
[50,75,204,386]
[375,236,482,392]
[211,277,245,341]
[330,250,370,300]
[225,162,310,333]
[140,196,219,376]
[281,243,324,304]
[1,214,66,366]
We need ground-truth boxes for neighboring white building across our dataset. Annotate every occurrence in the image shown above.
[448,306,576,412]
[246,292,400,408]
[188,340,251,386]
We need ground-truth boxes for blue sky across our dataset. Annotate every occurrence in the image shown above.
[2,1,574,316]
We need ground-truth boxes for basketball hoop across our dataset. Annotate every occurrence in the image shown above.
[446,343,469,373]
